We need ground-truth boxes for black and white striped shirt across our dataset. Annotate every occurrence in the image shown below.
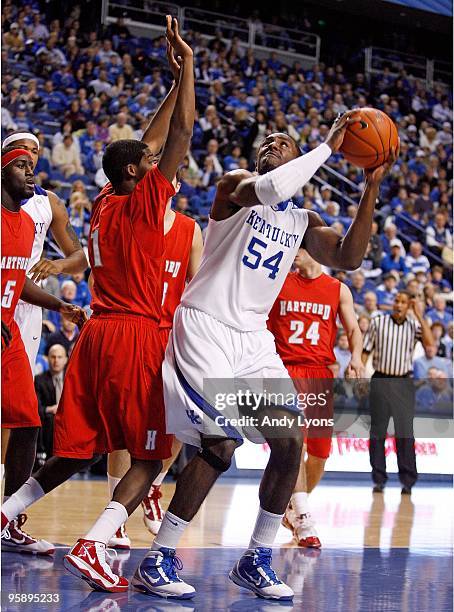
[363,314,422,376]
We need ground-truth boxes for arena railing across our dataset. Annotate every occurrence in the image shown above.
[101,0,321,64]
[364,46,451,91]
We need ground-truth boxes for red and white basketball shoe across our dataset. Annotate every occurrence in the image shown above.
[63,539,129,592]
[293,513,321,549]
[1,514,55,555]
[107,524,131,550]
[141,485,163,535]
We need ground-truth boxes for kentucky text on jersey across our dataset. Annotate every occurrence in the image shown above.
[245,209,299,248]
[165,260,181,278]
[279,299,332,320]
[1,256,30,270]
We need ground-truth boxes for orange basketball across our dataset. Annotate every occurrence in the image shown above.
[340,108,398,169]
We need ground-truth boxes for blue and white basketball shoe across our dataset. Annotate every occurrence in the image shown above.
[132,547,195,599]
[229,547,294,600]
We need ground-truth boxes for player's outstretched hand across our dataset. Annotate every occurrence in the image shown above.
[1,320,12,351]
[29,258,63,282]
[364,139,400,186]
[165,15,193,59]
[325,110,361,153]
[59,303,88,329]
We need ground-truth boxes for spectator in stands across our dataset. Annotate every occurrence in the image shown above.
[376,273,399,311]
[52,134,84,177]
[89,69,115,97]
[415,369,452,414]
[431,322,448,358]
[349,271,368,311]
[203,139,224,176]
[35,344,68,460]
[382,223,405,257]
[426,212,453,255]
[174,194,191,215]
[426,295,452,327]
[413,344,452,380]
[32,13,50,41]
[333,331,351,378]
[108,111,134,141]
[47,280,77,329]
[3,23,25,53]
[405,241,431,275]
[381,240,408,276]
[72,272,91,308]
[45,314,79,357]
[442,322,453,359]
[430,266,452,293]
[358,314,371,335]
[361,291,380,319]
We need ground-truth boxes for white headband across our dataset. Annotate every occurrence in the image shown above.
[2,132,40,149]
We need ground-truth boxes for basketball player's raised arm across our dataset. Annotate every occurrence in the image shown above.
[303,145,398,270]
[20,278,87,328]
[157,16,195,184]
[141,41,181,155]
[338,283,364,378]
[29,192,88,282]
[187,222,203,280]
[222,111,359,212]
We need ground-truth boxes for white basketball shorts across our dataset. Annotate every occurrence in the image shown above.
[163,306,297,448]
[14,301,42,374]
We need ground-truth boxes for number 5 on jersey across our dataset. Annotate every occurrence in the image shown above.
[289,320,320,345]
[2,280,16,308]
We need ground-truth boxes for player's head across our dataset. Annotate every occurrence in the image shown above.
[256,132,301,175]
[1,146,35,201]
[293,246,321,275]
[2,132,40,169]
[102,139,153,191]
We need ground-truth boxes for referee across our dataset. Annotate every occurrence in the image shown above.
[362,291,434,494]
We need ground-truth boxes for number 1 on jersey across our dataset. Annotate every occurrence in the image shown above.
[91,229,103,267]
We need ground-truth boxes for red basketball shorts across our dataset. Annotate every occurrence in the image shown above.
[2,323,40,428]
[53,313,172,460]
[286,364,334,459]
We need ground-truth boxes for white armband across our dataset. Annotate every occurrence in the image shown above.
[254,143,332,206]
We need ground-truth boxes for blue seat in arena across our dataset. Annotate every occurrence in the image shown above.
[67,174,92,186]
[49,170,67,182]
[34,111,55,123]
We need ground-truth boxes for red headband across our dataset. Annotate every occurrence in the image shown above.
[1,148,33,169]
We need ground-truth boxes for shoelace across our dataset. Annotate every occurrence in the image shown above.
[83,543,118,580]
[149,486,162,501]
[160,550,183,581]
[254,549,279,583]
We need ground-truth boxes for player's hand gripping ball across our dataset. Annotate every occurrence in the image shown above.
[340,107,398,169]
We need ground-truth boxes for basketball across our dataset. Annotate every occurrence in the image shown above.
[340,108,399,169]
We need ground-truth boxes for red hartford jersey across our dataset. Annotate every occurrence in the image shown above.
[160,212,195,329]
[89,165,174,321]
[268,271,341,366]
[1,207,35,332]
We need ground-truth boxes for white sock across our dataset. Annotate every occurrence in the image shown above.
[152,511,188,551]
[2,477,45,522]
[84,501,128,545]
[292,492,309,516]
[249,507,283,549]
[107,473,121,499]
[152,471,166,487]
[1,464,4,482]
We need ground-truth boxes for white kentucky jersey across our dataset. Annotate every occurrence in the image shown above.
[182,201,309,331]
[21,185,53,275]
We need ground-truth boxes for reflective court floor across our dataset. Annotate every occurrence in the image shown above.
[1,480,452,611]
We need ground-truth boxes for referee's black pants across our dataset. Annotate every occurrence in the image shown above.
[368,372,418,488]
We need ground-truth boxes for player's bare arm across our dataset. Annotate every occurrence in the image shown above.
[303,143,399,270]
[20,278,87,328]
[211,111,360,221]
[157,16,195,184]
[29,191,88,282]
[141,40,181,155]
[187,222,203,280]
[338,283,364,378]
